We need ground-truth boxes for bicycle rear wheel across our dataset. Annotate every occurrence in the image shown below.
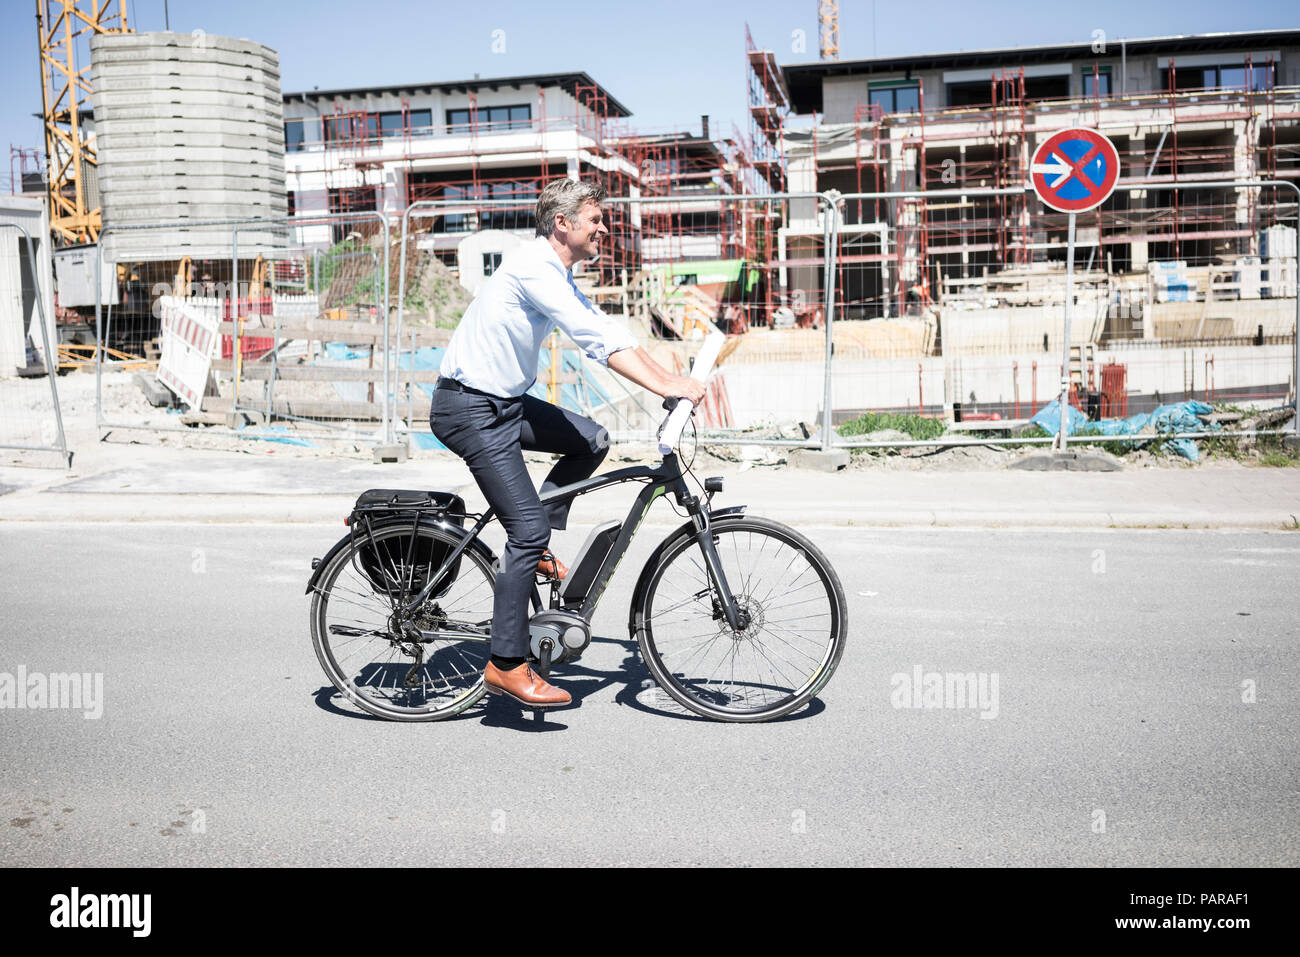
[633,515,846,722]
[310,523,495,721]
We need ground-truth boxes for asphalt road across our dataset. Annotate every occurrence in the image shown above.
[1,521,1296,866]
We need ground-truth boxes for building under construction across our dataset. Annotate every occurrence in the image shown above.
[781,30,1300,330]
[279,44,799,335]
[11,13,1299,430]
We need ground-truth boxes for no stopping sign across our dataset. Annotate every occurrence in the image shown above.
[1030,128,1120,213]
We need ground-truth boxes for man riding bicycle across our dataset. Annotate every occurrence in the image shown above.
[430,178,706,709]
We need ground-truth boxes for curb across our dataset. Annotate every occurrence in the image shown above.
[1,494,1293,530]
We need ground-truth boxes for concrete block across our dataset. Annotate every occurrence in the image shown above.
[104,204,287,222]
[99,157,285,175]
[92,50,281,80]
[99,132,285,152]
[98,125,285,146]
[90,103,282,124]
[102,229,289,261]
[99,175,286,194]
[97,118,284,139]
[1009,450,1124,472]
[100,146,283,166]
[98,163,286,179]
[373,443,409,464]
[95,89,282,111]
[1284,434,1300,452]
[134,371,177,408]
[87,73,280,98]
[92,61,279,83]
[102,201,287,220]
[788,448,850,471]
[106,188,288,207]
[92,32,277,61]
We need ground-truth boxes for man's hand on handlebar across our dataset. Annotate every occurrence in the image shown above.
[662,374,707,407]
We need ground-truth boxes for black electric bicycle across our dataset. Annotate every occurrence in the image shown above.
[307,403,847,724]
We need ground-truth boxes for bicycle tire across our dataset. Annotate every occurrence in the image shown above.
[311,523,495,722]
[633,515,846,722]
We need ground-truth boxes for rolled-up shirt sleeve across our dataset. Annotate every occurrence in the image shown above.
[517,259,638,365]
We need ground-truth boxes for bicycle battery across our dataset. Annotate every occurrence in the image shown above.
[558,519,622,605]
[350,489,466,599]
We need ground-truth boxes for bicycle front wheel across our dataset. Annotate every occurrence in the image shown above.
[310,523,495,721]
[634,515,847,722]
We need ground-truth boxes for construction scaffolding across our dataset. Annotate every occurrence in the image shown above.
[286,31,809,338]
[819,59,1300,334]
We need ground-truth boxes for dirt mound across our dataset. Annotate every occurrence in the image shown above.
[401,248,473,328]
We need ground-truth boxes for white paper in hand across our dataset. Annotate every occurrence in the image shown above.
[658,332,726,455]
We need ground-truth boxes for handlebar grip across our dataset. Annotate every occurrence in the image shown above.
[658,332,726,455]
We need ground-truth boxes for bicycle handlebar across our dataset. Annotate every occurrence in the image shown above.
[658,332,726,455]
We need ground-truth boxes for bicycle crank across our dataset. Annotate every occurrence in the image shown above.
[528,609,590,663]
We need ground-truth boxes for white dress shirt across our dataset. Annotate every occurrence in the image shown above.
[439,236,638,397]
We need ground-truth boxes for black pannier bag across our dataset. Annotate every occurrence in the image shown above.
[349,490,467,599]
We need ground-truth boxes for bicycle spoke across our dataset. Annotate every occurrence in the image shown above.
[314,525,495,720]
[640,520,844,720]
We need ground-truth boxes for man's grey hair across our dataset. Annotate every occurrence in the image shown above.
[535,178,606,237]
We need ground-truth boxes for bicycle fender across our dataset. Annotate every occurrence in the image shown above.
[305,520,499,596]
[626,506,747,634]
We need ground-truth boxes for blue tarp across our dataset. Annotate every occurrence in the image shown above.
[324,342,371,361]
[1030,400,1089,437]
[234,425,320,447]
[1031,399,1218,460]
[411,433,447,451]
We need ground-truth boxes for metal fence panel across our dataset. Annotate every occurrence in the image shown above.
[94,212,391,444]
[828,180,1298,449]
[396,192,834,451]
[0,222,70,467]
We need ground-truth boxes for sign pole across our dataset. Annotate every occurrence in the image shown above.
[1057,211,1076,450]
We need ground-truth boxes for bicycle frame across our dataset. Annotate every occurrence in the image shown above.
[391,452,746,630]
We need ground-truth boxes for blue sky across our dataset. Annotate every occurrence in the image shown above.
[2,0,1295,183]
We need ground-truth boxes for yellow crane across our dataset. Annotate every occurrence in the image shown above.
[36,0,132,245]
[818,0,839,61]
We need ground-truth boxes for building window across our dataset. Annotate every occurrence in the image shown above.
[484,252,503,276]
[327,185,379,214]
[1161,62,1274,92]
[441,180,538,231]
[376,109,436,138]
[868,82,920,115]
[445,104,532,134]
[408,109,433,135]
[323,113,378,145]
[285,119,305,152]
[1083,65,1112,97]
[946,81,990,108]
[447,109,470,133]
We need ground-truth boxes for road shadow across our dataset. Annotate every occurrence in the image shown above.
[598,633,828,724]
[311,684,488,724]
[312,630,828,727]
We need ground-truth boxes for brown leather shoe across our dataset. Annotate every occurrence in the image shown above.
[484,661,572,708]
[536,550,568,580]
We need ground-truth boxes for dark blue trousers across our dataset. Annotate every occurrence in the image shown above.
[430,383,610,658]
